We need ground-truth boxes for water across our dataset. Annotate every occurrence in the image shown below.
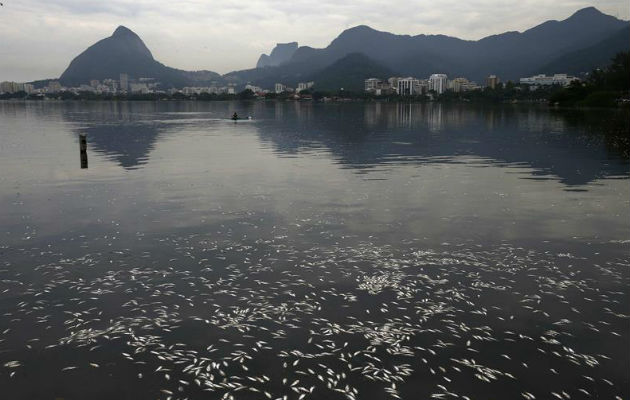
[0,101,628,400]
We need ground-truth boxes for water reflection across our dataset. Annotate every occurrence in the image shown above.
[257,102,629,186]
[0,101,628,400]
[62,102,168,170]
[78,123,164,169]
[1,100,626,184]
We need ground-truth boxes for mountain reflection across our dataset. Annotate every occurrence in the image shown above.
[257,102,629,186]
[50,100,629,184]
[79,123,163,169]
[62,102,167,170]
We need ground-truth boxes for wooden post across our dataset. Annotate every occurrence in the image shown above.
[79,133,88,169]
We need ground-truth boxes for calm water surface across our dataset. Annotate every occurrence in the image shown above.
[0,101,628,400]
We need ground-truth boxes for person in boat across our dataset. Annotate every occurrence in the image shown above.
[231,112,239,121]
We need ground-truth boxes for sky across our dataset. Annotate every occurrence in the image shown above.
[0,0,628,82]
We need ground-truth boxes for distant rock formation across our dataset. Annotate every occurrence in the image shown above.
[256,42,299,68]
[227,7,628,86]
[59,26,220,88]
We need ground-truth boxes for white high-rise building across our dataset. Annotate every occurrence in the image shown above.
[275,83,286,94]
[119,73,129,92]
[397,77,420,96]
[296,82,315,93]
[364,78,381,92]
[429,74,448,94]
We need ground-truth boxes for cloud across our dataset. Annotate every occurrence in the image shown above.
[0,0,628,81]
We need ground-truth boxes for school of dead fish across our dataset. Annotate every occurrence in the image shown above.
[0,230,628,400]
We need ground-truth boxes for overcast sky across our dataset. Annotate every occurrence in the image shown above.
[0,0,628,82]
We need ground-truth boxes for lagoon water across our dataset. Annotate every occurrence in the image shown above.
[0,101,628,400]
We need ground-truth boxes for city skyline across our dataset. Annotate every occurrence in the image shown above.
[0,0,628,82]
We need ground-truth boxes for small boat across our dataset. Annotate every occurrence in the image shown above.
[230,113,253,121]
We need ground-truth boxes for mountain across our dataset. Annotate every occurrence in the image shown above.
[59,26,220,87]
[226,7,628,86]
[56,7,628,90]
[256,42,299,68]
[538,26,630,75]
[308,53,395,91]
[223,60,322,89]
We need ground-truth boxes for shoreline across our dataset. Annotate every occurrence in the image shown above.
[2,97,629,109]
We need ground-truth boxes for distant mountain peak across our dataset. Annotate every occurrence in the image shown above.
[570,6,603,18]
[339,25,379,36]
[347,25,376,32]
[112,25,138,38]
[329,25,385,50]
[59,24,220,87]
[256,42,299,68]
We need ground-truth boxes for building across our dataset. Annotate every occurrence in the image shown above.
[449,77,480,93]
[296,81,314,93]
[102,79,118,92]
[429,74,448,94]
[0,81,23,93]
[519,74,579,87]
[274,83,286,94]
[245,84,263,93]
[486,75,500,89]
[397,77,421,96]
[47,81,62,92]
[364,78,381,92]
[119,73,129,92]
[79,84,95,93]
[449,77,466,93]
[183,87,200,95]
[182,86,221,95]
[129,83,149,94]
[365,78,396,95]
[297,82,314,93]
[417,79,429,94]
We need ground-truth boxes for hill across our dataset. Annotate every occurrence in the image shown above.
[538,26,630,75]
[235,7,628,85]
[308,53,395,91]
[59,26,220,88]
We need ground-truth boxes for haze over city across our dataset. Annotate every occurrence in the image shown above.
[1,0,628,81]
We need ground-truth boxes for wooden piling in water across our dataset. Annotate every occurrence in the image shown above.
[79,133,88,169]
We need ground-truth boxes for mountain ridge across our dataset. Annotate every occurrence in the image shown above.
[538,25,630,75]
[241,6,628,85]
[56,7,629,90]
